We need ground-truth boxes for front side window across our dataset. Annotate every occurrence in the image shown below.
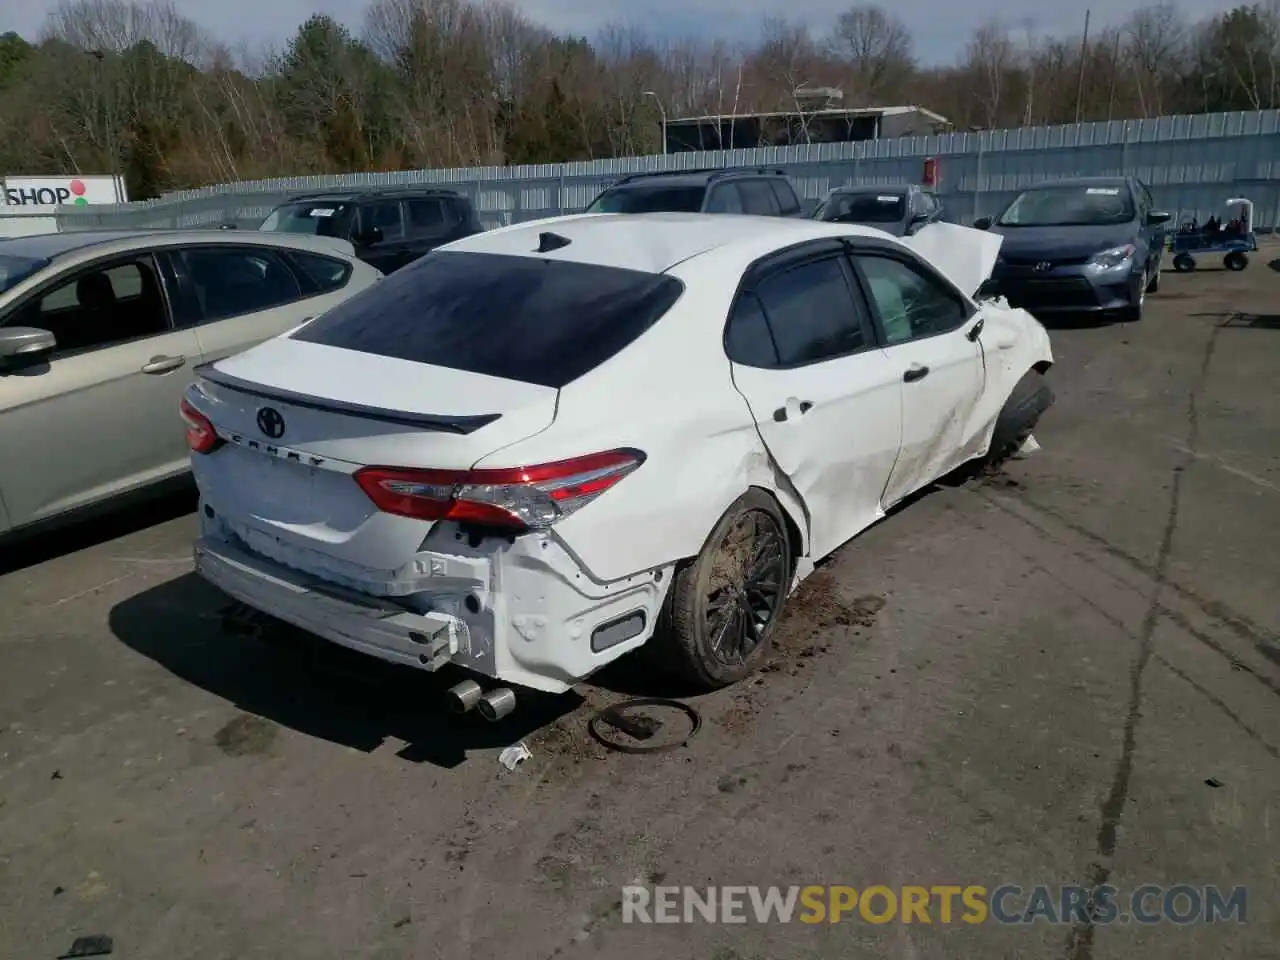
[179,247,303,322]
[855,255,966,344]
[13,257,169,354]
[361,201,405,241]
[291,250,684,388]
[287,251,352,294]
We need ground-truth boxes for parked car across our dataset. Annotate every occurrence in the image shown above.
[0,229,380,539]
[974,176,1171,322]
[258,188,484,274]
[182,214,1053,714]
[812,183,944,236]
[585,168,806,217]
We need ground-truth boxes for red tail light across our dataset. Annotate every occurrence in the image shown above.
[180,397,221,454]
[354,449,645,531]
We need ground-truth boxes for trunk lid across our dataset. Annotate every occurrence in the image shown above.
[189,337,558,583]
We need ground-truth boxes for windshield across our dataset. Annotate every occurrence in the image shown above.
[0,253,49,295]
[997,185,1134,227]
[259,201,353,237]
[817,192,907,223]
[587,185,705,214]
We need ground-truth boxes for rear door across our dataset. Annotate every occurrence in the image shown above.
[404,197,465,257]
[0,252,202,528]
[165,244,356,365]
[725,242,903,560]
[848,246,986,506]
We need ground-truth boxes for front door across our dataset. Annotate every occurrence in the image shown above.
[725,249,903,562]
[850,250,986,507]
[0,254,201,529]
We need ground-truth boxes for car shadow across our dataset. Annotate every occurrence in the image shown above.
[108,573,583,769]
[0,482,197,576]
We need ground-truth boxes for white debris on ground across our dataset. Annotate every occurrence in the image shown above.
[1013,434,1041,459]
[498,742,532,770]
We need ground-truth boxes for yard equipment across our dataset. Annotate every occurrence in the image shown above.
[1170,197,1257,272]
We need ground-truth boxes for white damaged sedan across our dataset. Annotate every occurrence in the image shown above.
[181,213,1053,716]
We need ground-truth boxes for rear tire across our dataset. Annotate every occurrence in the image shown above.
[652,490,793,690]
[983,370,1054,471]
[1172,253,1195,273]
[1224,251,1248,271]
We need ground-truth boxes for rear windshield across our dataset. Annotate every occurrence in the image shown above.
[291,251,685,388]
[818,192,906,223]
[587,185,706,214]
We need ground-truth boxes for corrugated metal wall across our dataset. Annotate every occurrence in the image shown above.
[12,109,1279,233]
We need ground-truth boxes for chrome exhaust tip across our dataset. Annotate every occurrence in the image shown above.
[477,687,517,722]
[445,679,484,714]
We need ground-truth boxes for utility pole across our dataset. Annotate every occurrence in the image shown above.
[1106,30,1121,122]
[1074,10,1091,124]
[643,91,668,154]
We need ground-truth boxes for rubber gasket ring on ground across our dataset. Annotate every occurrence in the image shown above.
[588,697,702,754]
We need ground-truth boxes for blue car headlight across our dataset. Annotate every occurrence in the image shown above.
[1087,243,1136,272]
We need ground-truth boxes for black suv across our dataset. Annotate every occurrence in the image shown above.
[258,188,483,274]
[585,168,805,217]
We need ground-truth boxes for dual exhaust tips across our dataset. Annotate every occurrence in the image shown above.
[446,679,516,721]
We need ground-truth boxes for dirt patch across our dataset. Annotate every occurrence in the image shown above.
[213,713,278,757]
[770,571,885,663]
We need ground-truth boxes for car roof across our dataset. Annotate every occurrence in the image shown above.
[439,212,893,275]
[0,229,360,263]
[282,187,464,203]
[1029,176,1132,188]
[832,183,919,194]
[609,168,789,190]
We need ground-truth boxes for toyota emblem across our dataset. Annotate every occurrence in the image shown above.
[1034,260,1052,272]
[256,406,285,439]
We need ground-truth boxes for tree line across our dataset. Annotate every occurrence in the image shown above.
[0,0,1277,200]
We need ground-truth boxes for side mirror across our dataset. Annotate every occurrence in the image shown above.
[0,326,56,361]
[1146,210,1171,226]
[973,216,992,230]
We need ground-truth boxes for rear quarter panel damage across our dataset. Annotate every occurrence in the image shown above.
[973,301,1054,451]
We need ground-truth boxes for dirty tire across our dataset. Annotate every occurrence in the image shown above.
[1224,251,1248,271]
[983,369,1054,470]
[1172,253,1195,273]
[652,490,792,691]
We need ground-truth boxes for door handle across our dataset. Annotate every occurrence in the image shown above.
[772,400,814,422]
[966,317,985,342]
[141,354,186,374]
[903,364,930,383]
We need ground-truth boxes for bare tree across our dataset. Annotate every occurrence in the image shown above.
[825,4,914,104]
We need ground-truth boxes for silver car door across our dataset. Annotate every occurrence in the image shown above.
[0,253,201,530]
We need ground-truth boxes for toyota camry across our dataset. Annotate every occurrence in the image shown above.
[180,213,1054,716]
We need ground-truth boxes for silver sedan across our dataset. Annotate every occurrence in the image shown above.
[0,229,382,538]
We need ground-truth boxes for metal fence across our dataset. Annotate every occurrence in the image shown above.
[9,109,1280,233]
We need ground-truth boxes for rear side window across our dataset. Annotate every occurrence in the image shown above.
[179,247,303,322]
[292,251,685,388]
[705,185,744,213]
[406,199,458,232]
[287,251,352,294]
[769,180,800,215]
[738,180,780,215]
[726,256,866,367]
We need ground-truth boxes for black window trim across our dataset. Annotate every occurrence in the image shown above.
[161,242,343,327]
[842,238,977,348]
[0,250,178,357]
[723,239,880,371]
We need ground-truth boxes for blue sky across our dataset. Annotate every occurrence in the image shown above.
[2,0,1244,65]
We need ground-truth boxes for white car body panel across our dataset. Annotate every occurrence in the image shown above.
[186,213,1053,694]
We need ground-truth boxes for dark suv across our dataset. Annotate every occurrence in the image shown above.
[812,183,944,236]
[585,168,805,217]
[258,188,483,274]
